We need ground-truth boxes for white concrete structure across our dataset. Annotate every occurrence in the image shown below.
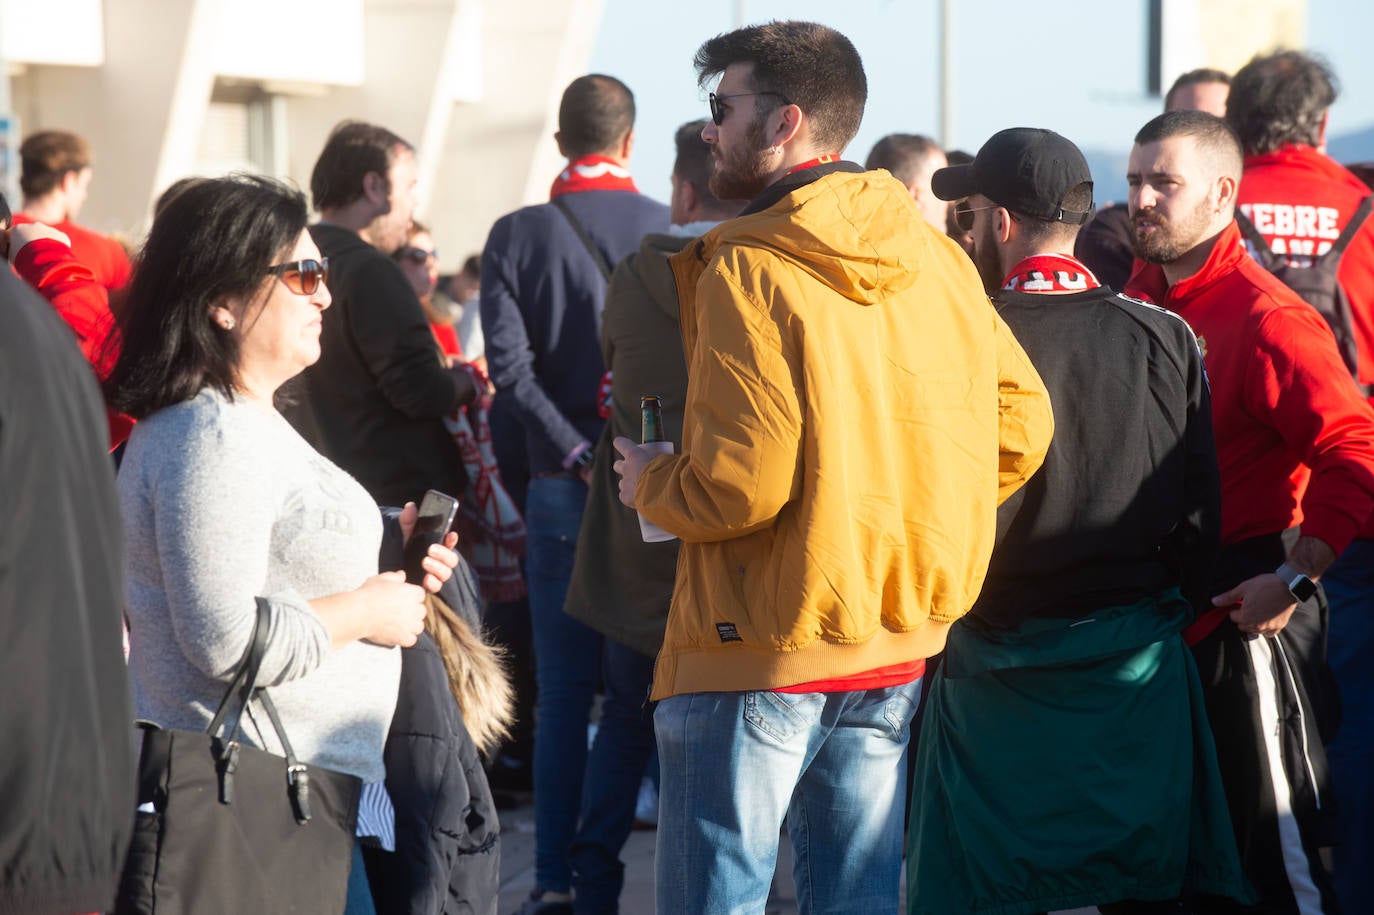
[2,0,604,267]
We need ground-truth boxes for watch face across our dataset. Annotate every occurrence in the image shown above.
[1289,575,1318,602]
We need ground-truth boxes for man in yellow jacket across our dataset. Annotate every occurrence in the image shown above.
[611,21,1053,915]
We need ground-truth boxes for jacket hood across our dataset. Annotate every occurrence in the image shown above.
[702,170,934,306]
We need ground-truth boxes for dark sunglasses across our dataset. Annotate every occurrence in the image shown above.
[398,245,437,266]
[267,258,329,295]
[708,90,792,126]
[953,201,1002,233]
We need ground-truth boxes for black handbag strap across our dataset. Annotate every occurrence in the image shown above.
[552,196,615,282]
[206,597,272,739]
[202,597,316,823]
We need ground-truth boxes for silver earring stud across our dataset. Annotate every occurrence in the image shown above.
[219,316,236,331]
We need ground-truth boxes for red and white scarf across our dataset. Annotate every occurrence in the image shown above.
[1001,254,1102,293]
[444,363,528,601]
[550,155,638,199]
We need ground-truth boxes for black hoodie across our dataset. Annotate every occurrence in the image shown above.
[0,267,135,915]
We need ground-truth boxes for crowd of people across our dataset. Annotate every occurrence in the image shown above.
[3,16,1374,915]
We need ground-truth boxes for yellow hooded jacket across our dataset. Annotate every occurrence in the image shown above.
[638,168,1052,700]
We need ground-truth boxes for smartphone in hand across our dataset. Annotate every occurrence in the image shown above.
[402,489,460,585]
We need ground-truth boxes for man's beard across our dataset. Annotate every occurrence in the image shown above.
[970,218,1004,295]
[1132,198,1212,265]
[708,115,774,201]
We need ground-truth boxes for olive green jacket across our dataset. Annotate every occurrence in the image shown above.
[563,229,697,657]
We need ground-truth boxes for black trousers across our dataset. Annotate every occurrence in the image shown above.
[1189,533,1341,915]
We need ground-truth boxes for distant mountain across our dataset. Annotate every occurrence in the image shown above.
[1328,124,1374,167]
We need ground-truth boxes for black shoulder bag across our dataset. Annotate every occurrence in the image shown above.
[115,598,363,914]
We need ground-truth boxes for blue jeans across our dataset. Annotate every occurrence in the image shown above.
[1320,537,1374,913]
[654,681,921,915]
[526,476,602,893]
[344,840,377,915]
[570,639,658,913]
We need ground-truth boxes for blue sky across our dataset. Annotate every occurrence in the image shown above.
[590,0,1374,207]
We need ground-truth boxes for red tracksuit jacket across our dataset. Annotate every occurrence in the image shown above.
[1127,221,1374,554]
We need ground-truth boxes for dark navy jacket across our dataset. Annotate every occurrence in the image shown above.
[479,188,670,475]
[368,514,498,915]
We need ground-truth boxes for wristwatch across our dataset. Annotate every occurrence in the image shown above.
[571,448,595,473]
[1275,562,1318,603]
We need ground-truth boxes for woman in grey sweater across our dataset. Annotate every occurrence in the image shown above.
[104,175,459,913]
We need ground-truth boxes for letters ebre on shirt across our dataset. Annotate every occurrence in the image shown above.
[1238,201,1342,263]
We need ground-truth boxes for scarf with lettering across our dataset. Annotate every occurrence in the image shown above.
[1002,254,1102,293]
[550,155,638,198]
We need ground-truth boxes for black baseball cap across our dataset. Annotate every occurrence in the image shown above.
[931,127,1094,224]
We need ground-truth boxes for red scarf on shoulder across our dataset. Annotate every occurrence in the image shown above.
[550,155,638,198]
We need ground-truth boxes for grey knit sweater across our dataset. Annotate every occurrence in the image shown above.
[119,387,399,783]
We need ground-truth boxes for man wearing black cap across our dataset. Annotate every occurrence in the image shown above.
[905,128,1251,915]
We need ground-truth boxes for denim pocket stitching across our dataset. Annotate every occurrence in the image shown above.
[882,692,916,741]
[743,690,822,744]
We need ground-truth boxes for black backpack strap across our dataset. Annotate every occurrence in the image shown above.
[1233,208,1280,269]
[1318,195,1374,264]
[552,196,614,282]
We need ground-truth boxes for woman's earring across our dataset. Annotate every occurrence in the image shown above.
[218,315,236,331]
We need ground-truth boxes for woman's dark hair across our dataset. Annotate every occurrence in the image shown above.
[104,174,309,419]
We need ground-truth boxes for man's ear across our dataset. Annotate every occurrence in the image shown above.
[618,129,634,161]
[59,169,82,197]
[554,130,568,159]
[994,207,1014,245]
[362,170,388,207]
[770,103,804,150]
[679,179,700,220]
[1214,173,1238,216]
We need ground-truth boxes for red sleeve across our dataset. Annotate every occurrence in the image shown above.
[1248,303,1374,552]
[429,321,464,358]
[13,238,121,377]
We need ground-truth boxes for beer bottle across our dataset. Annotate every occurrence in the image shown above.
[641,395,666,444]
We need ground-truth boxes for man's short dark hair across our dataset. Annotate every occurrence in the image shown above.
[673,118,735,216]
[309,120,413,211]
[557,75,636,159]
[1164,68,1231,110]
[1135,109,1242,181]
[461,254,480,279]
[694,21,867,153]
[865,134,942,188]
[1014,182,1094,246]
[1226,51,1337,156]
[20,130,92,198]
